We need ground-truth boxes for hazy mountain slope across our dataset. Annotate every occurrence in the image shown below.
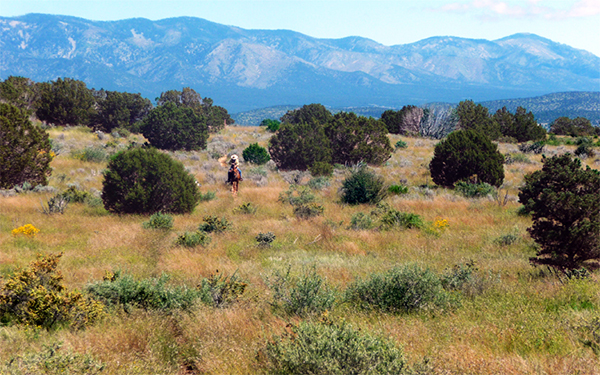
[1,14,598,112]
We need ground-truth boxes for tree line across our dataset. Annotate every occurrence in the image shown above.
[0,76,234,136]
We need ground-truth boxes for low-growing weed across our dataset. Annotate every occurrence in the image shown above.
[293,203,324,219]
[256,232,276,247]
[267,265,336,317]
[518,141,545,154]
[441,260,478,291]
[72,146,108,162]
[142,212,174,230]
[234,202,257,214]
[198,216,232,233]
[175,231,211,247]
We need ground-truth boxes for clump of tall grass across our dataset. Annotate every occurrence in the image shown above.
[175,231,211,247]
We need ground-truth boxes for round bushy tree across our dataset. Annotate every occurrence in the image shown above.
[140,102,208,151]
[102,147,200,214]
[242,143,270,165]
[519,154,599,271]
[429,129,504,188]
[269,122,331,171]
[0,103,52,189]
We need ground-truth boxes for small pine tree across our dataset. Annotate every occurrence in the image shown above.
[102,147,200,214]
[340,165,387,205]
[0,103,52,189]
[429,129,504,188]
[519,154,600,271]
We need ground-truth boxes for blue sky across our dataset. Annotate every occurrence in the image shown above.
[2,0,600,56]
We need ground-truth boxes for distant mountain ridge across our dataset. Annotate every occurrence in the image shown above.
[1,14,599,113]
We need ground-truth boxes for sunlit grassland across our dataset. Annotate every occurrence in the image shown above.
[1,126,599,374]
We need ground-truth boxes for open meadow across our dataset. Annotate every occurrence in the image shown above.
[1,125,599,374]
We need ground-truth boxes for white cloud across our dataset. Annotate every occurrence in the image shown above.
[436,0,600,20]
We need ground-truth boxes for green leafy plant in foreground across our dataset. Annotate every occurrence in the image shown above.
[262,318,408,375]
[142,212,174,230]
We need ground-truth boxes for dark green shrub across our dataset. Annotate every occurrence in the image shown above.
[0,253,104,330]
[0,76,39,115]
[86,272,198,311]
[519,154,600,271]
[198,216,231,233]
[140,102,208,151]
[256,232,276,247]
[101,147,200,214]
[267,265,336,317]
[1,343,105,375]
[388,184,409,195]
[308,161,334,177]
[262,319,408,375]
[242,143,271,165]
[142,212,174,230]
[345,264,449,314]
[340,165,387,205]
[550,117,596,137]
[395,140,408,149]
[493,106,546,142]
[198,271,247,308]
[0,103,52,189]
[454,181,496,198]
[429,129,504,188]
[175,231,211,247]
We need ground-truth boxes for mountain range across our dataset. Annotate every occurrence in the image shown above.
[1,13,599,113]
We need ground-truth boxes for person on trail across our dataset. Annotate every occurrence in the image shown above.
[228,154,242,196]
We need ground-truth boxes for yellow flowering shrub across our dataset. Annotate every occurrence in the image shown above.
[11,224,40,237]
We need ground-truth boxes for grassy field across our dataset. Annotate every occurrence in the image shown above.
[1,125,599,374]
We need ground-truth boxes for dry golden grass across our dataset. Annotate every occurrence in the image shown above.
[1,126,599,374]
